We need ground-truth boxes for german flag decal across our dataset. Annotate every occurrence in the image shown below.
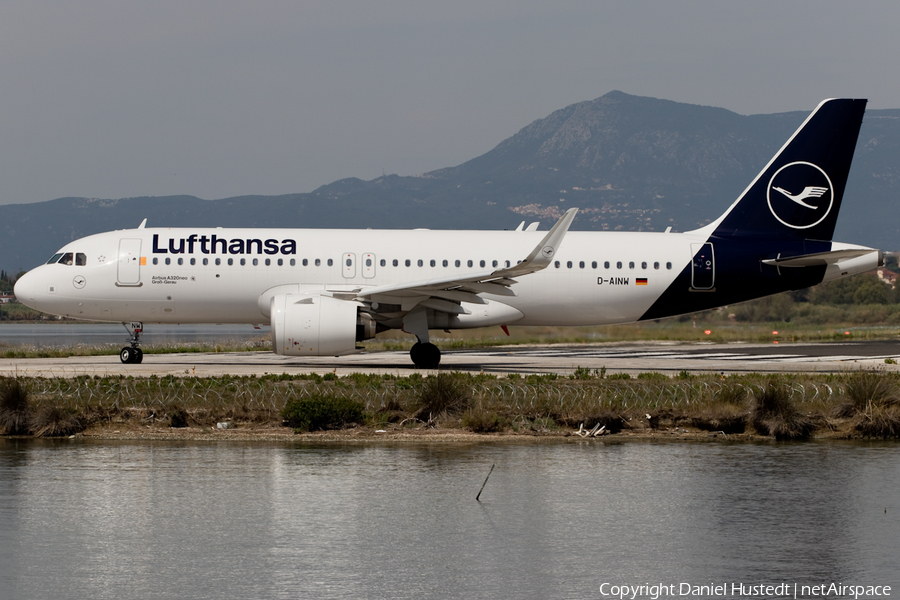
[636,278,648,285]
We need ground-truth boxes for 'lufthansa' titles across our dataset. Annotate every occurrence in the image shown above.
[152,234,297,255]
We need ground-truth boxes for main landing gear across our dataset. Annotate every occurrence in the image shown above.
[410,342,441,369]
[120,322,144,364]
[402,306,441,369]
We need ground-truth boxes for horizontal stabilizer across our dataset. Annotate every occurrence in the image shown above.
[762,248,880,267]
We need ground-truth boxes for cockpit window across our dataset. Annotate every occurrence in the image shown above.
[47,252,87,266]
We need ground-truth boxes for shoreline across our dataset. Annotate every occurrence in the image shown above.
[39,418,878,443]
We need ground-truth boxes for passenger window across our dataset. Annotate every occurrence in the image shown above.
[263,259,268,266]
[604,261,610,269]
[492,260,498,267]
[46,253,63,264]
[592,261,597,269]
[346,258,352,267]
[629,262,635,269]
[203,258,209,266]
[393,259,398,267]
[277,259,283,266]
[579,261,585,269]
[178,258,184,266]
[455,260,461,267]
[379,259,385,267]
[315,259,321,267]
[467,260,473,267]
[165,258,171,265]
[290,259,296,266]
[227,258,233,266]
[641,261,647,269]
[152,257,159,265]
[442,260,448,267]
[654,262,660,270]
[75,253,87,266]
[215,258,222,266]
[253,258,259,266]
[505,260,511,267]
[240,258,246,266]
[190,258,196,266]
[554,261,560,268]
[616,261,622,269]
[666,262,672,270]
[327,259,333,267]
[405,259,411,267]
[430,259,436,267]
[567,261,572,268]
[479,260,485,267]
[366,258,372,267]
[418,260,423,267]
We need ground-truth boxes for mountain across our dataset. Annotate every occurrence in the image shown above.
[2,91,898,273]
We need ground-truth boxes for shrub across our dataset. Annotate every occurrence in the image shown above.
[415,372,470,420]
[637,372,668,382]
[751,382,813,440]
[281,395,365,432]
[0,378,30,435]
[461,408,508,433]
[168,406,190,428]
[855,404,900,438]
[29,406,83,437]
[836,371,896,417]
[571,366,594,380]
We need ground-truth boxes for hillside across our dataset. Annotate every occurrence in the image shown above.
[1,91,898,273]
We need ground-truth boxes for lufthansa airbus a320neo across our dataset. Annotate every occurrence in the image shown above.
[15,99,879,368]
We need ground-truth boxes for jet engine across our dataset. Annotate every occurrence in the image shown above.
[270,294,372,356]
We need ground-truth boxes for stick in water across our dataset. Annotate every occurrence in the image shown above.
[476,464,495,502]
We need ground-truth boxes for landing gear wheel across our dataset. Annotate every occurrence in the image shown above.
[120,322,144,365]
[410,342,441,369]
[120,347,134,364]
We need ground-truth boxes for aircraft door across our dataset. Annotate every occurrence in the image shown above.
[117,239,142,286]
[691,242,715,290]
[362,253,375,278]
[342,253,356,278]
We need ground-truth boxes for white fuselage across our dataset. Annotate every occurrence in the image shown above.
[16,226,706,327]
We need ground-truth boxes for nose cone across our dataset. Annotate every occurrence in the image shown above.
[13,269,41,311]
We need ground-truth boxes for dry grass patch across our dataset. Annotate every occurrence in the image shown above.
[0,378,31,435]
[751,382,815,440]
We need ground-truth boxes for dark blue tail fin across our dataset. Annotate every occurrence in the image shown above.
[708,98,867,241]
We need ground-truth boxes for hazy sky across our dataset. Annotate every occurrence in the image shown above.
[2,1,898,205]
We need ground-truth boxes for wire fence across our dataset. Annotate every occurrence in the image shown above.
[20,375,848,414]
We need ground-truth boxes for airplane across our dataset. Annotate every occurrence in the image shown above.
[14,98,880,369]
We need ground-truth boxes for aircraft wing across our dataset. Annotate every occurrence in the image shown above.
[341,208,578,314]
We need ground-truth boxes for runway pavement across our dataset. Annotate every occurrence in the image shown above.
[2,340,900,378]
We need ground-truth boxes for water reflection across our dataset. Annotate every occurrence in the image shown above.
[0,439,897,600]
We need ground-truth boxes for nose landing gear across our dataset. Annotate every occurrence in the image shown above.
[120,322,144,364]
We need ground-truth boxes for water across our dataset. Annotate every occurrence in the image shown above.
[1,439,898,600]
[0,323,268,347]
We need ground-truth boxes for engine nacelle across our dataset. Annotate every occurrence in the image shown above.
[270,294,360,356]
